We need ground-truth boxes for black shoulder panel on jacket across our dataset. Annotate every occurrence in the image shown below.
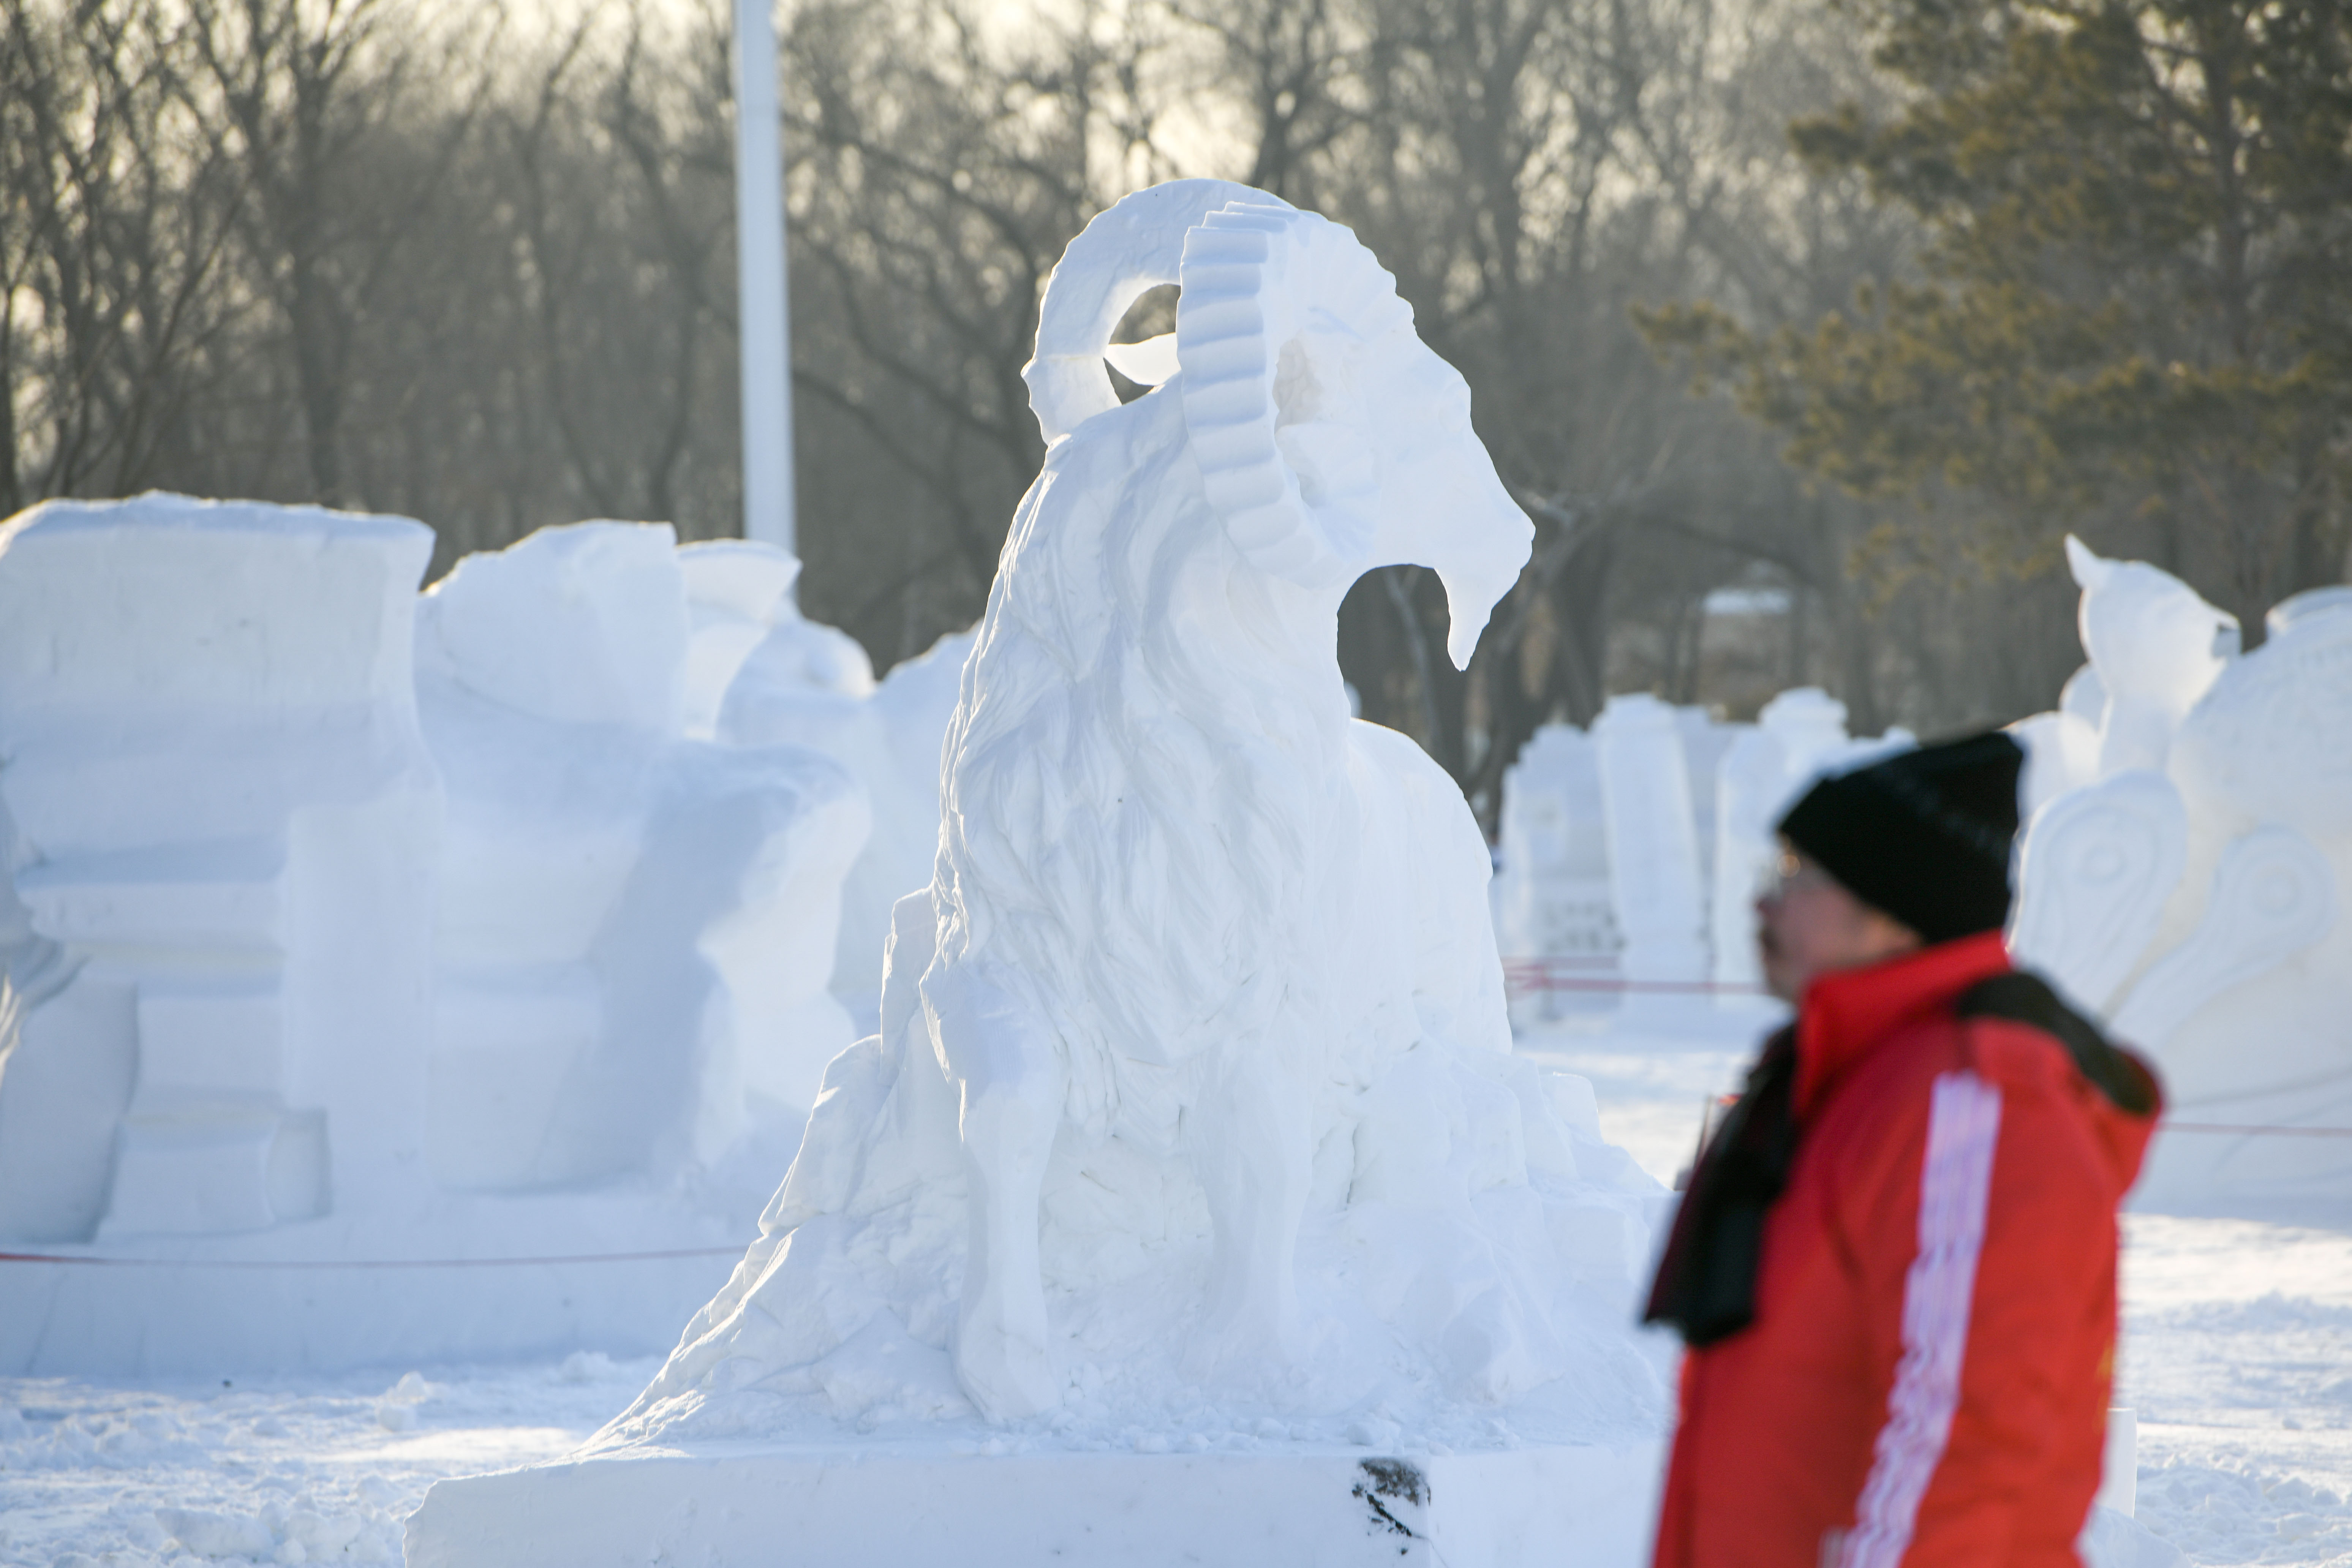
[1955,971,2158,1116]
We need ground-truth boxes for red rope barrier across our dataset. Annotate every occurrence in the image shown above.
[1500,959,1770,997]
[0,1246,744,1269]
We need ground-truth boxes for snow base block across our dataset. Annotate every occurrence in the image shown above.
[405,1437,1665,1567]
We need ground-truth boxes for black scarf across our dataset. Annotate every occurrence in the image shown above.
[1641,1024,1799,1349]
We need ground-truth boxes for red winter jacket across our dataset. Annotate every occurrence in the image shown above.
[1650,932,2161,1568]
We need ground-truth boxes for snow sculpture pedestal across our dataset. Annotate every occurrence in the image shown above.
[409,1438,1664,1568]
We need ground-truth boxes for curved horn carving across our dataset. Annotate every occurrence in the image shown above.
[1176,205,1415,591]
[1023,180,1289,446]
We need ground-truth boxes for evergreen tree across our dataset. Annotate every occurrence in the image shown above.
[1641,0,2352,633]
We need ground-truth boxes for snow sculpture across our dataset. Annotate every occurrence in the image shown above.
[1672,707,1739,895]
[1490,726,1619,1024]
[676,541,860,738]
[2007,772,2189,1016]
[417,522,869,1187]
[719,601,974,1024]
[2107,826,2336,1048]
[2129,593,2350,1199]
[595,180,1663,1448]
[0,500,884,1374]
[1708,688,1851,989]
[2004,555,2349,1207]
[2267,584,2352,637]
[2065,536,2238,774]
[0,495,438,1241]
[1593,695,1709,985]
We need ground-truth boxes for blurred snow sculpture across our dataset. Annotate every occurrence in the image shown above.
[2009,552,2350,1207]
[416,523,868,1187]
[601,181,1664,1448]
[2135,592,2350,1200]
[1673,707,1739,895]
[0,496,438,1241]
[2107,827,2336,1049]
[2008,772,2188,1016]
[1594,695,1709,985]
[2065,535,2238,774]
[1490,726,1619,1024]
[2266,585,2352,638]
[1708,688,1850,990]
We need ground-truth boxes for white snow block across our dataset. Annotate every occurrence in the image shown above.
[1593,695,1709,985]
[406,1440,1666,1568]
[0,494,439,1241]
[418,521,871,1188]
[1490,725,1621,1023]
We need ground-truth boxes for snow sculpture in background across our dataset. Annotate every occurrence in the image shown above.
[2128,592,2348,1198]
[1708,688,1853,990]
[0,496,438,1241]
[2008,540,2347,1206]
[601,181,1663,1448]
[2009,772,2189,1017]
[1592,695,1709,986]
[1672,708,1739,899]
[2064,536,2238,774]
[706,550,974,1026]
[676,541,869,738]
[417,522,869,1187]
[1489,727,1617,1026]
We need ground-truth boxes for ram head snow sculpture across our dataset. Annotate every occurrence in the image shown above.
[599,182,1658,1448]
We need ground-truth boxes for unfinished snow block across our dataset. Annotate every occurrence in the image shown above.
[0,495,438,1241]
[719,618,971,1020]
[1593,694,1708,986]
[1491,724,1620,1023]
[406,1440,1666,1568]
[417,522,869,1189]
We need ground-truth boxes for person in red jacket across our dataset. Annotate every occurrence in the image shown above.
[1645,731,2162,1568]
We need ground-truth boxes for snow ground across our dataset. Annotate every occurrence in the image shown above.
[3,1012,2345,1567]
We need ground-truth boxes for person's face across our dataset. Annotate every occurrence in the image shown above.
[1755,841,1922,1004]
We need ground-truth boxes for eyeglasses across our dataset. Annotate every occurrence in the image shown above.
[1758,849,1837,903]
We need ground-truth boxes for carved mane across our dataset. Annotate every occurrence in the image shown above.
[928,385,1353,1149]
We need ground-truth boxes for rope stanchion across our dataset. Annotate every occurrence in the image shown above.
[0,1246,745,1269]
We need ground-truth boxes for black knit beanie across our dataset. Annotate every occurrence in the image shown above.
[1775,730,2025,945]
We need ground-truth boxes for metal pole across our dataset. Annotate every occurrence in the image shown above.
[733,0,794,574]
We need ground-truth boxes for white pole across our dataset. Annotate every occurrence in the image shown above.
[733,0,795,572]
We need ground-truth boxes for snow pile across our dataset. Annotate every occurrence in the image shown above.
[588,182,1670,1462]
[0,499,883,1374]
[2008,539,2350,1210]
